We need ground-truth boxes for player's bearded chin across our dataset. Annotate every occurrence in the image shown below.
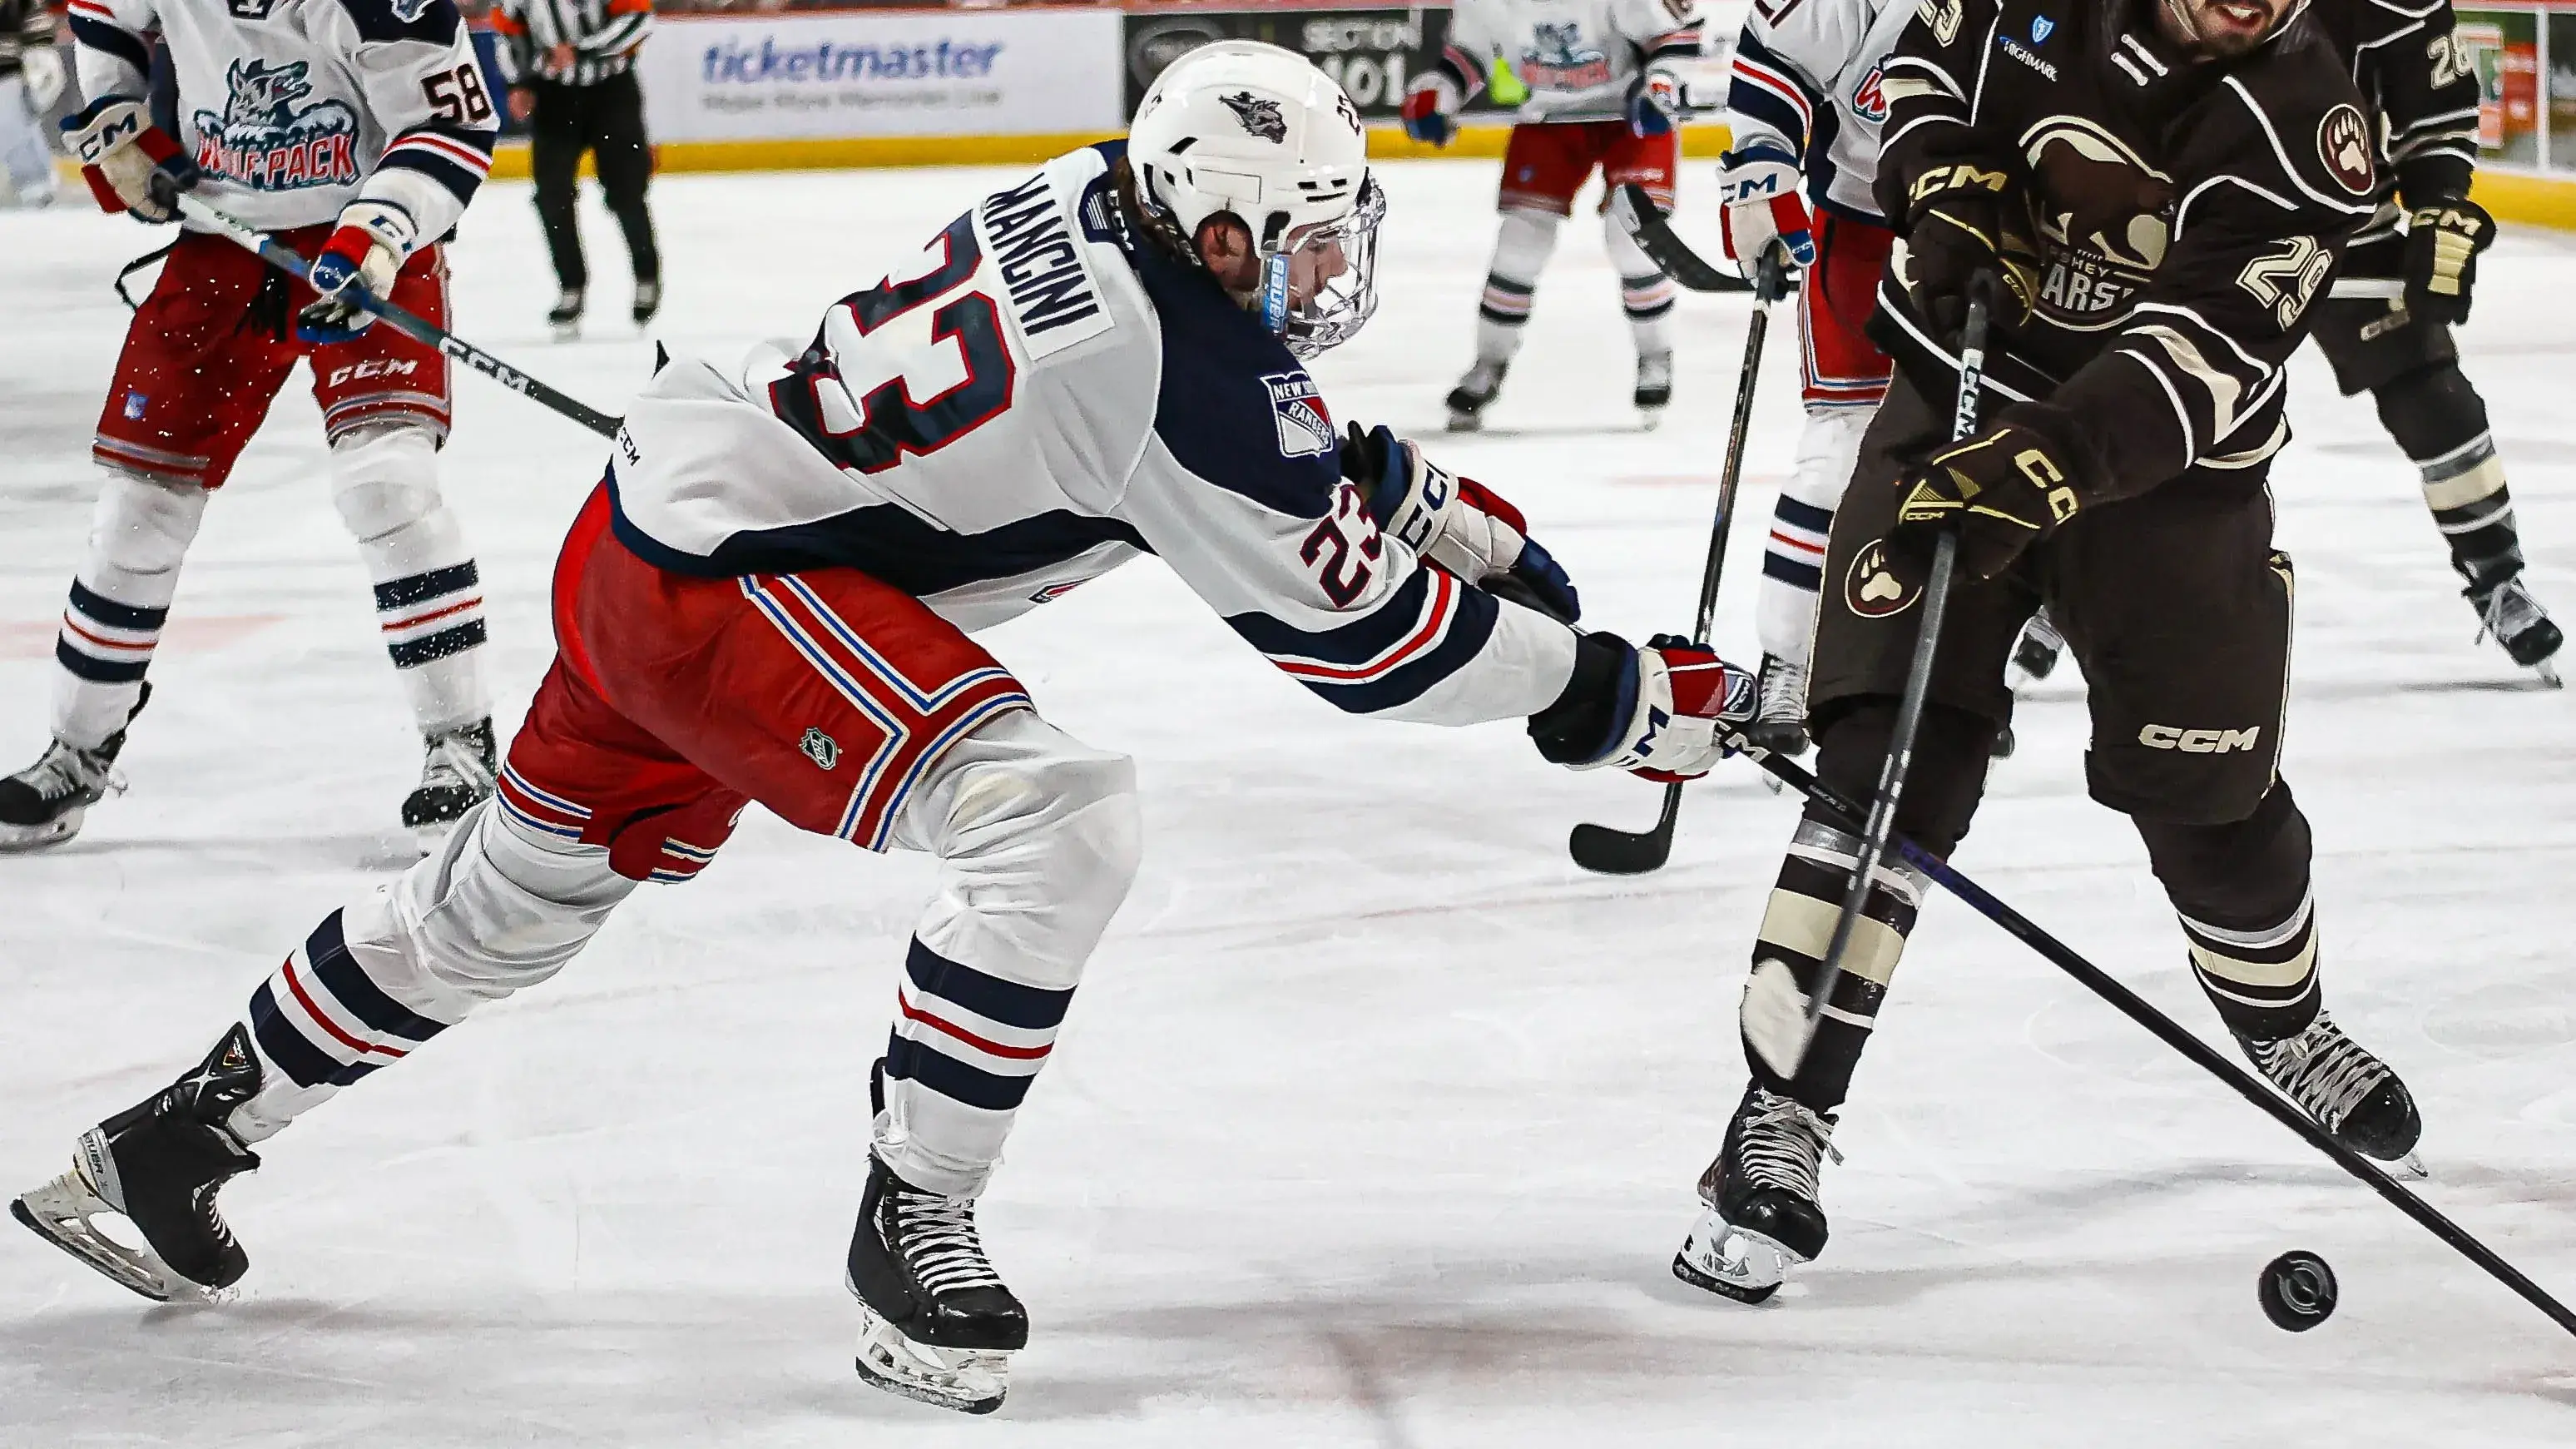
[2158,0,2291,58]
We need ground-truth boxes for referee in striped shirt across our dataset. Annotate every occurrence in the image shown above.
[494,0,661,336]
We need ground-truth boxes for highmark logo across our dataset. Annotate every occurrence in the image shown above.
[700,37,1004,85]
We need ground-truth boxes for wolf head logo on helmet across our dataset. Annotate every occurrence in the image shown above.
[1220,91,1288,143]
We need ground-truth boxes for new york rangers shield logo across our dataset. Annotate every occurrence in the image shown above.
[1264,373,1334,457]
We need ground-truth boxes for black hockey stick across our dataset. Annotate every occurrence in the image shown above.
[1609,182,1755,294]
[170,191,623,439]
[1753,286,1989,1076]
[1730,734,2576,1341]
[1568,246,1791,876]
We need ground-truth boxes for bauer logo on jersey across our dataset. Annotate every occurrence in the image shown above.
[191,60,360,193]
[1845,539,1919,618]
[1264,373,1334,458]
[2317,105,2375,196]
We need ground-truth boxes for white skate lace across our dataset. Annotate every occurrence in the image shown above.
[898,1192,1005,1296]
[419,731,496,794]
[1736,1089,1844,1198]
[2250,1013,2389,1132]
[1756,657,1809,726]
[2474,575,2550,648]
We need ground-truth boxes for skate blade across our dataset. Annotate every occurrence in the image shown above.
[2393,1150,2429,1180]
[854,1305,1009,1415]
[1638,406,1667,431]
[0,808,84,853]
[2534,659,2564,689]
[11,1166,219,1304]
[550,321,582,342]
[1445,413,1484,434]
[1673,1208,1806,1306]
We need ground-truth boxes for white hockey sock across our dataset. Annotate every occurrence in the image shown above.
[332,424,491,734]
[875,711,1141,1198]
[51,469,208,750]
[228,802,634,1140]
[1474,208,1563,365]
[1606,211,1677,357]
[1756,405,1874,665]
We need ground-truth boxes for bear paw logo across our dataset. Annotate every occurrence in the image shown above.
[1845,539,1920,618]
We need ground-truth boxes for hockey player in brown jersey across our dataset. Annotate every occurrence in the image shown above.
[1672,0,2430,1304]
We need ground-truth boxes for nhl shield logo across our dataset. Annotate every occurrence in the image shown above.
[1264,372,1334,457]
[800,727,840,771]
[1221,90,1288,143]
[1844,538,1920,619]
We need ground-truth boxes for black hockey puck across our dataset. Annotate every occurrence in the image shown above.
[2259,1251,2338,1331]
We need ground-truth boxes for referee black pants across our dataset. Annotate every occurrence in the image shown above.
[528,70,659,293]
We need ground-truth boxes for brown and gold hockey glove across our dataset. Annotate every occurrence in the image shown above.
[1890,420,2083,582]
[1894,161,2042,349]
[2403,195,2495,328]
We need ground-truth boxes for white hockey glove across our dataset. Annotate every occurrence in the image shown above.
[1342,422,1579,623]
[1717,141,1817,280]
[60,96,194,221]
[23,45,66,112]
[1627,66,1686,138]
[299,200,417,344]
[1529,632,1757,782]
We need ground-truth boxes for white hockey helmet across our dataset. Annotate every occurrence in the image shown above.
[1127,39,1386,357]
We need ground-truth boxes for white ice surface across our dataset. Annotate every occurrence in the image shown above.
[3,161,2575,1447]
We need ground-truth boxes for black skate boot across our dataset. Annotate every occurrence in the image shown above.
[2010,609,2066,682]
[548,287,585,340]
[846,1152,1028,1414]
[1445,357,1508,433]
[1673,1084,1842,1304]
[2460,553,2564,685]
[2238,1010,2424,1169]
[1635,351,1674,429]
[1742,653,1810,759]
[403,718,497,852]
[632,277,662,327]
[12,1023,263,1302]
[0,683,148,852]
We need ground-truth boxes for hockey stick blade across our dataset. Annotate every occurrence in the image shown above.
[1568,816,1675,875]
[170,189,624,439]
[1611,183,1752,294]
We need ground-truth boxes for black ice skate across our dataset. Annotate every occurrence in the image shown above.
[2010,609,2066,682]
[1444,357,1508,433]
[403,718,497,852]
[2460,554,2564,686]
[846,1153,1028,1414]
[1743,653,1810,759]
[1635,350,1674,429]
[12,1024,263,1302]
[2239,1010,2424,1171]
[632,278,662,327]
[548,287,585,340]
[0,683,147,852]
[1673,1085,1842,1305]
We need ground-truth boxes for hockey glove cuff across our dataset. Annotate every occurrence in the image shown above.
[299,201,417,344]
[1539,633,1754,780]
[62,97,194,222]
[1343,423,1580,623]
[1627,67,1685,138]
[1890,418,2083,582]
[1717,142,1816,280]
[1401,72,1463,146]
[1893,160,2039,348]
[2404,195,2494,327]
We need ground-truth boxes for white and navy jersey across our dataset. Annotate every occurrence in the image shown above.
[1434,0,1707,125]
[490,0,651,88]
[68,0,496,237]
[1726,0,1915,222]
[608,144,1578,727]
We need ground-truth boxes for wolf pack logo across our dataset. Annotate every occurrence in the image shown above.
[1851,63,1889,122]
[800,727,840,771]
[1264,372,1334,457]
[191,60,361,192]
[1221,90,1287,143]
[1521,22,1613,92]
[2023,117,2173,330]
[2317,104,2375,196]
[1845,539,1919,618]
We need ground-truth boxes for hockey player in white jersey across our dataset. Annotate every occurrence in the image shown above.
[12,43,1759,1414]
[0,0,502,851]
[1401,0,1706,428]
[1708,0,1915,755]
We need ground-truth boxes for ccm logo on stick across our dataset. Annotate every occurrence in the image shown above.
[2138,724,2262,753]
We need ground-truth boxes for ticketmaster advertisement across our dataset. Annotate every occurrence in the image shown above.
[634,8,1124,143]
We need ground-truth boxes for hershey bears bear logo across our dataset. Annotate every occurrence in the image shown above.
[1845,539,1920,619]
[2024,117,2174,329]
[1221,90,1287,143]
[2317,104,2375,196]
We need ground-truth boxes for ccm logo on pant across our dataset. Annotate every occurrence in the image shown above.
[2138,724,2262,753]
[324,359,419,387]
